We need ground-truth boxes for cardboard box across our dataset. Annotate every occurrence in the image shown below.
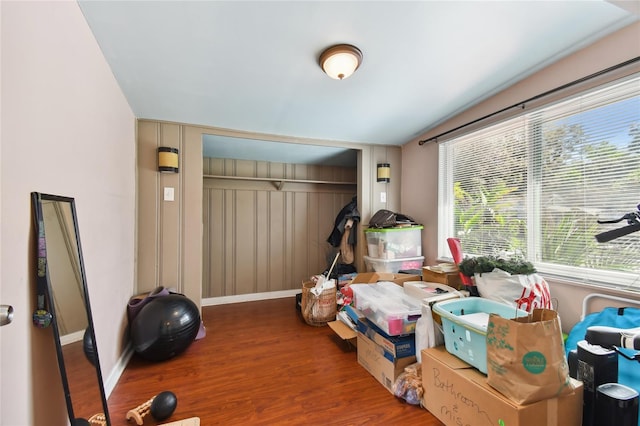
[328,319,357,345]
[327,305,365,345]
[357,332,416,393]
[357,318,416,358]
[421,347,583,426]
[422,267,463,289]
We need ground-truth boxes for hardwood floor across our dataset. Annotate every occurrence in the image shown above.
[106,297,445,425]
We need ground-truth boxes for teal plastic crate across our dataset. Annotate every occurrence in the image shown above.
[432,297,528,374]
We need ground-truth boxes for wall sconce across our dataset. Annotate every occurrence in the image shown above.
[158,147,179,173]
[319,44,363,80]
[377,163,390,183]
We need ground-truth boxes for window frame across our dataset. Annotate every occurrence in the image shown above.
[437,70,640,292]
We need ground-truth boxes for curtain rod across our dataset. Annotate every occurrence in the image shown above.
[418,56,640,146]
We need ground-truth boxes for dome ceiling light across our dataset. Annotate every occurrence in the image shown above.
[319,44,363,80]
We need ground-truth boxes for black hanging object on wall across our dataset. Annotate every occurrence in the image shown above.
[595,204,640,243]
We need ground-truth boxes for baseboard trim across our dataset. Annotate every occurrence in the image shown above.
[104,342,134,398]
[202,289,300,306]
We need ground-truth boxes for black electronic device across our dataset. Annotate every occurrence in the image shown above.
[596,383,639,426]
[571,340,619,426]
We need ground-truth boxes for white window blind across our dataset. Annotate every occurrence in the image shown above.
[439,73,640,290]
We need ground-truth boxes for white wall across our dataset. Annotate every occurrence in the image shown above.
[402,21,640,332]
[1,2,136,425]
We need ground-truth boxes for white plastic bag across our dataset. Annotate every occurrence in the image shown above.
[415,303,444,362]
[475,268,551,312]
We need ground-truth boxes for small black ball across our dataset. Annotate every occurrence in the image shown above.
[150,391,178,421]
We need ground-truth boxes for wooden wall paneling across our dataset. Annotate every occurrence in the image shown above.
[307,192,321,279]
[267,163,289,291]
[292,191,310,288]
[268,189,286,292]
[201,153,216,297]
[212,188,225,297]
[158,124,181,289]
[318,192,337,269]
[137,121,204,307]
[269,161,285,180]
[235,158,257,177]
[136,122,190,302]
[284,190,294,290]
[205,188,224,297]
[234,189,257,294]
[223,188,235,295]
[180,125,203,306]
[139,121,373,307]
[255,190,269,293]
[202,187,211,296]
[160,177,180,288]
[254,156,270,293]
[201,157,358,298]
[136,121,160,291]
[211,157,225,175]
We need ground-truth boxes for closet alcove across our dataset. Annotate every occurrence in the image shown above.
[202,135,358,299]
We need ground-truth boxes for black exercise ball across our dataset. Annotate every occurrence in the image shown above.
[150,391,178,421]
[130,294,201,362]
[83,327,97,366]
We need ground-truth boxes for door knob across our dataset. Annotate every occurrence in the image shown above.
[1,305,14,326]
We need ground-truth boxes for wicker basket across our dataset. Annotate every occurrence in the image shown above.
[301,280,336,326]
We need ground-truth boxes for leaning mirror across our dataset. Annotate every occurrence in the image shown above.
[31,192,110,426]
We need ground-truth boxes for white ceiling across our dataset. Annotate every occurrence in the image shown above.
[78,1,638,166]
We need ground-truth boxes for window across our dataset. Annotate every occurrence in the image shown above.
[439,73,640,290]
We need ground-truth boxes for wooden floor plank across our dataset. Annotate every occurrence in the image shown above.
[106,297,444,425]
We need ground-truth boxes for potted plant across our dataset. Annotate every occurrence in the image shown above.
[458,255,536,277]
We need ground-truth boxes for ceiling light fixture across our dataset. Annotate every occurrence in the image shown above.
[319,44,363,80]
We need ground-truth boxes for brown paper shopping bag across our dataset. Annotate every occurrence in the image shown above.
[486,308,575,404]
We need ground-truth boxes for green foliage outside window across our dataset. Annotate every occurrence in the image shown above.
[449,82,640,277]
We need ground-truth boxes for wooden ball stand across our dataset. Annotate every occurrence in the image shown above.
[88,413,107,426]
[126,395,156,425]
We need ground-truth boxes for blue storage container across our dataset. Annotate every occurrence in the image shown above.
[433,297,528,374]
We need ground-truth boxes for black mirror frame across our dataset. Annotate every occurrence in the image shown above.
[31,192,111,425]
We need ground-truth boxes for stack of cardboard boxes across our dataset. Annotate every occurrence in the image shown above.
[329,270,584,426]
[328,272,421,393]
[421,347,583,426]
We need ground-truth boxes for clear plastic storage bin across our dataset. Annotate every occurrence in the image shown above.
[351,282,422,336]
[363,255,424,273]
[432,297,529,374]
[365,226,423,259]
